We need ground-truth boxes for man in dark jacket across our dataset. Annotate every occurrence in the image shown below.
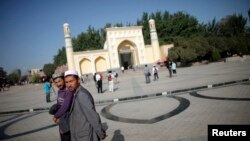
[64,70,107,141]
[144,65,151,84]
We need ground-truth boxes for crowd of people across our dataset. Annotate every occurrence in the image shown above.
[143,60,177,84]
[92,70,118,93]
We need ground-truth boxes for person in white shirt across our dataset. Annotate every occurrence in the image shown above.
[172,62,177,76]
[107,71,114,92]
[152,65,159,81]
[121,66,124,73]
[95,73,103,93]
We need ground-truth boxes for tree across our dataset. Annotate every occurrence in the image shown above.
[32,73,41,83]
[0,67,7,78]
[219,14,247,37]
[190,37,211,60]
[205,18,219,36]
[0,67,7,86]
[235,36,249,55]
[137,12,151,44]
[211,48,221,62]
[20,75,28,83]
[72,26,104,52]
[168,46,197,65]
[168,47,180,61]
[248,8,250,22]
[136,11,205,45]
[6,69,21,85]
[53,47,67,67]
[43,63,56,78]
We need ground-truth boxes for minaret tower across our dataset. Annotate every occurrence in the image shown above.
[63,23,75,70]
[149,19,160,61]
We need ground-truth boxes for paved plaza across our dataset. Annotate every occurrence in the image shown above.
[0,58,250,141]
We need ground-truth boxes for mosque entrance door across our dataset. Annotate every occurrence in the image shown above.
[118,40,139,70]
[120,52,133,69]
[119,46,134,69]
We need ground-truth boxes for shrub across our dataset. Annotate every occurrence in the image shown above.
[32,73,41,83]
[211,48,221,62]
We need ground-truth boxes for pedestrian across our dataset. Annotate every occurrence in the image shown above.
[144,65,151,84]
[64,70,107,141]
[81,75,84,84]
[132,64,136,71]
[152,65,159,81]
[166,60,172,78]
[44,78,51,103]
[93,73,97,88]
[121,66,124,73]
[95,73,103,93]
[107,70,114,92]
[50,73,73,141]
[172,61,177,76]
[113,71,118,83]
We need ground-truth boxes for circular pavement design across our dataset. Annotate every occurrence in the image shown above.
[190,91,250,101]
[101,95,190,124]
[0,112,56,140]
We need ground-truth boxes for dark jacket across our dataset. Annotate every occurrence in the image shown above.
[69,86,105,141]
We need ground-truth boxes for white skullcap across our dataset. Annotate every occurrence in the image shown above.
[64,70,78,77]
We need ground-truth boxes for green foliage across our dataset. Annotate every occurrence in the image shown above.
[53,47,66,67]
[235,36,249,55]
[191,37,211,59]
[72,26,104,52]
[6,69,21,84]
[211,48,221,62]
[136,11,205,45]
[168,46,197,64]
[248,8,250,20]
[205,18,219,37]
[0,67,7,78]
[172,36,211,61]
[32,73,41,83]
[43,63,56,78]
[137,12,151,44]
[168,47,180,61]
[179,47,197,64]
[207,37,227,53]
[218,14,247,37]
[20,75,28,82]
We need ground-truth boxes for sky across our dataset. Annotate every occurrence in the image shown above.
[0,0,249,74]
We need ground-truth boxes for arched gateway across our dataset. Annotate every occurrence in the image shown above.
[63,19,174,75]
[117,40,138,69]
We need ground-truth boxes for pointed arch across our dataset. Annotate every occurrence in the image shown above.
[117,40,139,69]
[79,58,92,74]
[95,56,107,72]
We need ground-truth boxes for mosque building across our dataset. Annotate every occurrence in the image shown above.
[63,19,173,75]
